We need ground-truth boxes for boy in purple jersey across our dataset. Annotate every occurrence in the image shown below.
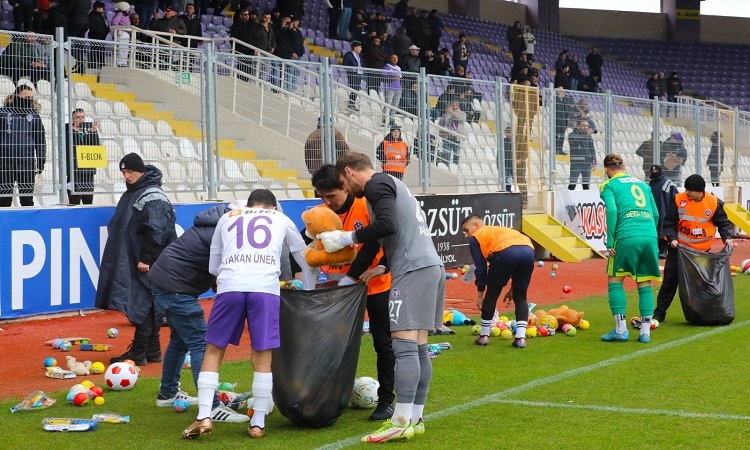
[183,190,315,440]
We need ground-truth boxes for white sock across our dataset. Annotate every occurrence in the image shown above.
[480,319,491,336]
[250,372,273,428]
[640,316,652,336]
[196,371,219,420]
[411,404,424,424]
[392,402,413,426]
[515,320,527,339]
[615,314,627,333]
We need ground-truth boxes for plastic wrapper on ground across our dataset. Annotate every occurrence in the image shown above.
[677,244,734,325]
[272,283,368,427]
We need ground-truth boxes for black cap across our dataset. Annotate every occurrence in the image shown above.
[649,165,662,180]
[684,174,706,192]
[119,152,146,172]
[352,40,362,48]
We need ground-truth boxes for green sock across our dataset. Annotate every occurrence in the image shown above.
[638,286,655,318]
[608,282,627,315]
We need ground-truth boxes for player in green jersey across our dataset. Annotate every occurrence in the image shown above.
[598,154,662,343]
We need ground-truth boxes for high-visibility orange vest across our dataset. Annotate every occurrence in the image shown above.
[318,199,391,295]
[473,226,534,259]
[381,140,408,174]
[675,191,718,252]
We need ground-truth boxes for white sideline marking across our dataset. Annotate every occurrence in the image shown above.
[496,399,750,421]
[317,320,749,450]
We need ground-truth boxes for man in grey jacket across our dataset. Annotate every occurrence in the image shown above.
[567,120,596,190]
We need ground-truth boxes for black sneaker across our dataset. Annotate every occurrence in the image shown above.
[110,354,147,366]
[369,404,394,421]
[147,354,163,363]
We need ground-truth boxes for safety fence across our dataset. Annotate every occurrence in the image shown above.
[1,28,748,209]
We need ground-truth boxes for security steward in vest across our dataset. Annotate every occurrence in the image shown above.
[290,164,396,422]
[376,126,410,180]
[653,174,733,322]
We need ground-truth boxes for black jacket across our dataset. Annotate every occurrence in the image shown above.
[230,19,256,55]
[568,127,596,165]
[648,172,677,241]
[88,11,109,40]
[65,123,100,182]
[95,166,176,325]
[707,135,724,168]
[148,204,228,297]
[0,97,46,171]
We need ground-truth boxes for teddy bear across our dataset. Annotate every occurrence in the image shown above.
[535,305,585,328]
[66,356,92,376]
[301,207,357,268]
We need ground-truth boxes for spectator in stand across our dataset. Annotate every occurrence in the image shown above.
[0,86,45,207]
[326,0,341,39]
[585,46,603,81]
[427,9,443,54]
[399,44,420,85]
[337,0,352,39]
[393,0,408,19]
[665,71,683,117]
[38,0,67,37]
[572,98,598,133]
[110,2,131,67]
[438,99,466,165]
[506,21,525,62]
[274,15,304,91]
[399,80,418,116]
[418,9,432,52]
[253,10,276,54]
[65,108,99,205]
[87,1,109,71]
[434,84,455,120]
[429,48,452,76]
[554,50,568,73]
[657,72,666,100]
[376,126,410,180]
[180,3,202,48]
[380,31,393,59]
[402,7,420,47]
[580,73,601,93]
[522,25,535,60]
[134,0,155,29]
[554,86,574,155]
[370,11,388,36]
[451,33,470,73]
[568,55,581,91]
[567,120,597,191]
[646,72,661,101]
[661,131,687,186]
[707,131,724,187]
[149,7,187,48]
[66,0,90,74]
[363,35,386,93]
[230,8,256,81]
[554,64,571,90]
[349,10,368,43]
[635,132,655,180]
[382,54,402,127]
[501,126,513,192]
[458,87,479,123]
[13,0,35,32]
[343,40,364,110]
[419,47,433,71]
[304,120,350,175]
[391,27,412,61]
[0,31,49,84]
[511,53,531,81]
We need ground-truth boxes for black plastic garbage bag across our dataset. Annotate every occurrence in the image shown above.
[272,283,368,427]
[677,243,734,325]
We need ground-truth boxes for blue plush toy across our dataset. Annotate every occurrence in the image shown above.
[443,309,477,326]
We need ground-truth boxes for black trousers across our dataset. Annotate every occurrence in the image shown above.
[0,166,36,207]
[654,245,679,319]
[130,304,162,359]
[367,290,395,406]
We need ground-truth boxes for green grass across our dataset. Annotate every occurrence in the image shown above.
[6,276,749,449]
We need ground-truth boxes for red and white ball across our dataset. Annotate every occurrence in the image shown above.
[104,362,139,391]
[741,259,750,274]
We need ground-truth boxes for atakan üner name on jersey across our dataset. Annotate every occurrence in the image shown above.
[223,253,277,265]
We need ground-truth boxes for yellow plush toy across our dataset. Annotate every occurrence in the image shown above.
[301,207,357,268]
[535,305,585,328]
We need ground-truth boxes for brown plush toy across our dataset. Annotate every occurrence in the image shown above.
[535,305,585,328]
[301,207,357,268]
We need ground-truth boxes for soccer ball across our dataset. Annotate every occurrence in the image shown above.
[741,259,750,273]
[104,362,139,391]
[351,376,379,408]
[107,328,118,338]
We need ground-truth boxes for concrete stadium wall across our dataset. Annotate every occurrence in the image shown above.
[559,8,668,40]
[479,1,526,27]
[408,0,449,13]
[701,15,750,44]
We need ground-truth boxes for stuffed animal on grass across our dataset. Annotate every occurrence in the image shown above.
[301,207,357,268]
[443,309,476,326]
[66,356,92,376]
[535,305,584,329]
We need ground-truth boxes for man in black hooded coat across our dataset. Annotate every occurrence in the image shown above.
[647,165,677,259]
[96,152,176,366]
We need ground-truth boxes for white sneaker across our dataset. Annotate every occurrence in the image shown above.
[210,404,250,423]
[156,390,198,407]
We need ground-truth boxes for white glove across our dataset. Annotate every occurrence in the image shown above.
[338,276,357,286]
[317,230,354,253]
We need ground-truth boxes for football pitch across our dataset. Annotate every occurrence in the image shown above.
[5,276,748,449]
